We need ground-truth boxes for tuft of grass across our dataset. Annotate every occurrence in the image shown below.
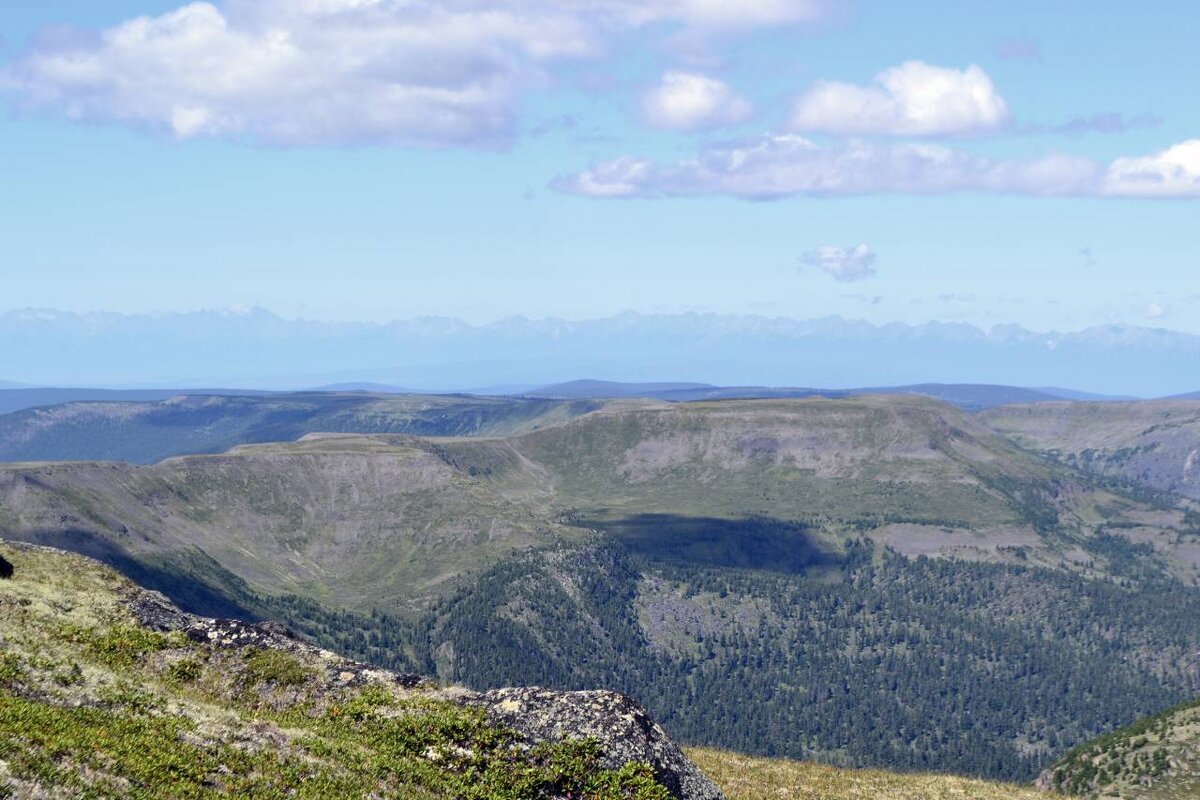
[242,648,313,688]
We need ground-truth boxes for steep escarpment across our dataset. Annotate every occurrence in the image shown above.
[980,400,1200,503]
[0,540,721,799]
[515,396,1199,580]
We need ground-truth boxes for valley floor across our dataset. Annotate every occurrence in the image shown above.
[686,748,1050,800]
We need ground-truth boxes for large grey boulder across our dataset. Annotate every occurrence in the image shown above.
[469,686,725,800]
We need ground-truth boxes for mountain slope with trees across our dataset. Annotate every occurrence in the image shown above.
[2,396,1200,781]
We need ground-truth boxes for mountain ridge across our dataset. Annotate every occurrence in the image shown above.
[4,307,1200,394]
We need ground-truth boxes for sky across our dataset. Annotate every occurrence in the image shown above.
[1,0,1198,332]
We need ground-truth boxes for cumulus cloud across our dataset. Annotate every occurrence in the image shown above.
[1104,139,1200,197]
[801,244,876,281]
[553,134,1099,199]
[789,61,1011,136]
[0,0,829,147]
[555,135,1200,200]
[642,70,752,131]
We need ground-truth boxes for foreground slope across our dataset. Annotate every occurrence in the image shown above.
[980,401,1200,502]
[0,540,719,799]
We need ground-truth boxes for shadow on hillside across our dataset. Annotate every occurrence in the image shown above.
[13,528,262,620]
[578,513,840,574]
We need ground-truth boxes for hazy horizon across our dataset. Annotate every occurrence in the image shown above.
[2,305,1198,396]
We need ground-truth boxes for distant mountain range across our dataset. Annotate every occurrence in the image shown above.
[3,307,1200,395]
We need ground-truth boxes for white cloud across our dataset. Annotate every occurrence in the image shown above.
[554,134,1100,199]
[1104,139,1200,197]
[591,0,828,29]
[642,71,752,131]
[1144,302,1170,319]
[0,0,832,147]
[559,156,656,198]
[789,61,1010,136]
[801,244,876,281]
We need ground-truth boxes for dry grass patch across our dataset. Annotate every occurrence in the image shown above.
[687,747,1053,800]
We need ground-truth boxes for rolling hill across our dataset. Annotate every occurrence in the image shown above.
[528,380,1117,410]
[0,392,600,465]
[0,384,1140,467]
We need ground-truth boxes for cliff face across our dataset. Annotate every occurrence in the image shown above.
[0,540,722,800]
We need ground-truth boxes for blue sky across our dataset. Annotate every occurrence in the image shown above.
[1,0,1198,331]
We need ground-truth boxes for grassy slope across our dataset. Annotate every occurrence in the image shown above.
[980,401,1200,502]
[1042,696,1200,799]
[0,541,671,799]
[0,433,580,615]
[687,748,1049,800]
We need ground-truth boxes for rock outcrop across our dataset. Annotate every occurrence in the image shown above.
[471,686,724,800]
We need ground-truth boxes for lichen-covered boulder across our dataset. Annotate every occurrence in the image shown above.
[469,686,725,800]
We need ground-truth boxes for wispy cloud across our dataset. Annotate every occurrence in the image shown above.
[1011,111,1163,137]
[555,135,1200,199]
[789,61,1010,137]
[994,37,1042,61]
[554,134,1099,198]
